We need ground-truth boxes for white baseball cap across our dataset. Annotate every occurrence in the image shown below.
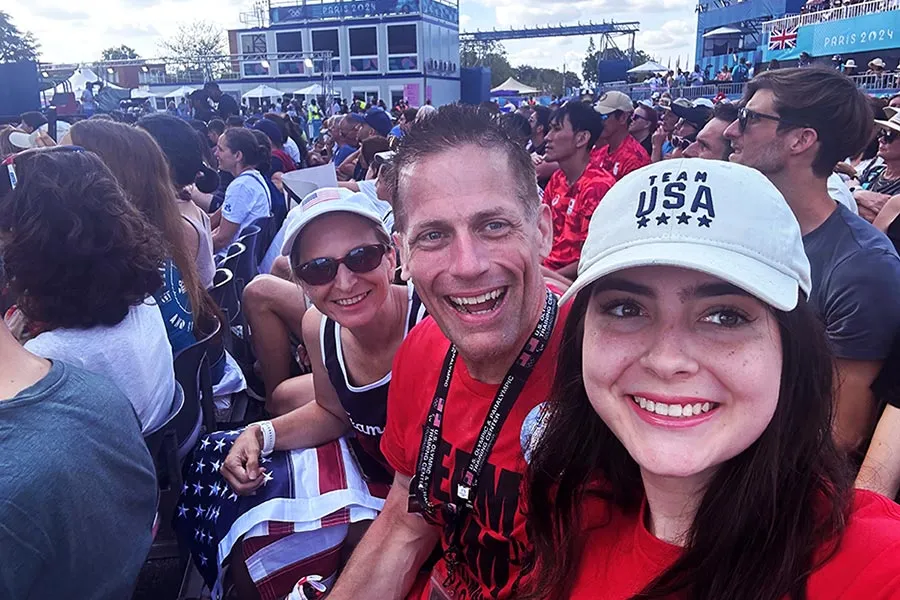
[594,90,634,115]
[560,158,811,311]
[280,187,389,256]
[8,121,72,150]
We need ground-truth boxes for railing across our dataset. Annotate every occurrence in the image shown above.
[762,0,899,33]
[599,74,900,101]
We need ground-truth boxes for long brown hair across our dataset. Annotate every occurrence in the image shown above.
[70,119,217,336]
[525,289,851,600]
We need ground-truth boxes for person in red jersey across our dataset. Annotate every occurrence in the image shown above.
[590,90,650,180]
[524,158,900,600]
[327,105,569,600]
[541,101,616,279]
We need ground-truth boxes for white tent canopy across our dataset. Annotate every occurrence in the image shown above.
[130,88,157,99]
[163,86,199,99]
[293,83,323,96]
[490,77,540,95]
[243,84,286,99]
[58,67,126,94]
[702,26,744,38]
[627,60,669,74]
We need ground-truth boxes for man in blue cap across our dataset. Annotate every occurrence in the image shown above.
[338,108,394,179]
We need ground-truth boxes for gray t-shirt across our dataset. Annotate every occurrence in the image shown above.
[803,204,900,360]
[0,361,157,599]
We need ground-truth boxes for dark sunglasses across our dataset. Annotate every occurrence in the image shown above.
[672,136,693,150]
[293,243,388,286]
[879,130,898,144]
[737,107,805,132]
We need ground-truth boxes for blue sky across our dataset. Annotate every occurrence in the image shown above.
[8,0,698,73]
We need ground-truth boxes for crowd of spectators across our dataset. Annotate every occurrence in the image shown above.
[4,66,900,600]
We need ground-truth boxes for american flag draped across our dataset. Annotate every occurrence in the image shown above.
[768,25,799,50]
[174,430,386,600]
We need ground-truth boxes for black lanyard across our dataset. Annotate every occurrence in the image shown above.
[408,289,558,574]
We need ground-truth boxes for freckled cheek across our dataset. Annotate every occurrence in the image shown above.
[581,326,644,397]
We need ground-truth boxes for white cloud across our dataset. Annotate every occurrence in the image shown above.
[460,13,473,26]
[474,0,693,28]
[637,19,696,51]
[6,0,243,63]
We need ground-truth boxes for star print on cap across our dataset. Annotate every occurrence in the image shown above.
[560,158,812,312]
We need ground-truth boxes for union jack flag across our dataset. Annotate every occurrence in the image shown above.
[769,26,799,50]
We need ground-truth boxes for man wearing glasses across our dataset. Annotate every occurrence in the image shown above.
[590,90,650,180]
[724,67,900,458]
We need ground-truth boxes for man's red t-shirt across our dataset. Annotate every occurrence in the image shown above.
[542,164,616,271]
[566,490,900,599]
[381,299,571,600]
[590,134,650,180]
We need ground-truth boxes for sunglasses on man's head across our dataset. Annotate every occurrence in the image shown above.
[293,243,388,286]
[879,130,899,144]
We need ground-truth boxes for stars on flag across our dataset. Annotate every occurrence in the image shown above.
[192,482,203,496]
[200,437,211,450]
[262,471,274,486]
[195,459,206,474]
[177,504,188,519]
[211,459,222,472]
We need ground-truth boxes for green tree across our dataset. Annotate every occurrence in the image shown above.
[0,11,38,63]
[160,21,230,80]
[460,39,513,87]
[101,45,140,61]
[582,37,599,90]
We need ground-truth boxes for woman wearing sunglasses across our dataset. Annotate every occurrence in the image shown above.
[179,188,426,600]
[525,159,900,600]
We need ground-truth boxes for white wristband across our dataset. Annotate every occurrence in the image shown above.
[257,420,276,457]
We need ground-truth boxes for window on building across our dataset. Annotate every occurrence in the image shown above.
[276,31,303,52]
[349,27,377,56]
[241,33,268,54]
[311,29,341,72]
[388,24,417,55]
[387,24,417,71]
[349,27,378,72]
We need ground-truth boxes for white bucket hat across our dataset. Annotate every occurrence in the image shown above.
[560,159,811,311]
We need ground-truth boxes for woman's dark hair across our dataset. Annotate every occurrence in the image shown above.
[500,112,532,147]
[222,127,267,169]
[136,113,220,193]
[225,115,245,128]
[531,105,552,135]
[525,288,851,600]
[69,120,220,339]
[858,96,888,162]
[361,135,391,168]
[208,118,226,138]
[0,149,165,328]
[262,113,289,145]
[249,129,274,174]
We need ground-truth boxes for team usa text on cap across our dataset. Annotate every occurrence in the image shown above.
[635,170,715,229]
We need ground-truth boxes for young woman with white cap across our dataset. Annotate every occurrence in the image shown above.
[178,188,427,599]
[524,159,900,599]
